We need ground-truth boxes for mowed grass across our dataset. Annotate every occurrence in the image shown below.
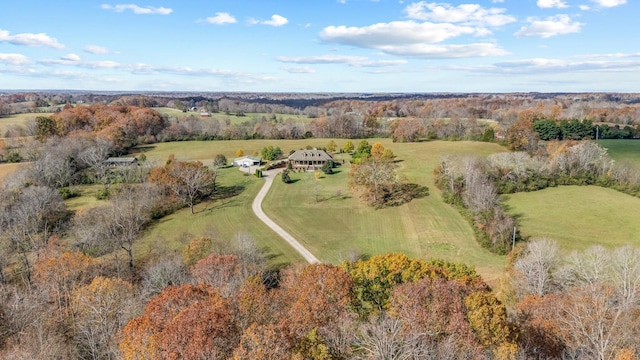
[597,139,640,169]
[138,139,509,281]
[504,185,640,251]
[0,113,48,136]
[263,139,509,281]
[136,167,304,268]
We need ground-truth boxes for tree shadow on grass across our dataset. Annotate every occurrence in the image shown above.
[134,145,156,152]
[379,183,429,208]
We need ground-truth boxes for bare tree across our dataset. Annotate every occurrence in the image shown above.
[0,186,68,283]
[514,238,560,297]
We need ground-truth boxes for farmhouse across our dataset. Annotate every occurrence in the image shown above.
[232,155,262,167]
[288,149,333,170]
[104,157,138,167]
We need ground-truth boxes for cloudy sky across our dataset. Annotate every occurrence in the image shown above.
[0,0,637,92]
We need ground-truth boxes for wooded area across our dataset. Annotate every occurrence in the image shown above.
[1,91,640,359]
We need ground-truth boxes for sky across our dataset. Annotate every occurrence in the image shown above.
[0,0,638,93]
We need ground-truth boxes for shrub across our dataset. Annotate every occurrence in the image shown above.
[281,169,292,184]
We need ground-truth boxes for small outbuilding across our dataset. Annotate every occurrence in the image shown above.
[104,157,138,167]
[288,149,333,170]
[232,155,262,167]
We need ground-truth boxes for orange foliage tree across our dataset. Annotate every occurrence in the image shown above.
[119,283,238,360]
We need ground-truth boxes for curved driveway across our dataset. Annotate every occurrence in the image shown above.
[251,169,320,264]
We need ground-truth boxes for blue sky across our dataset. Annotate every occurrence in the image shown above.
[0,0,638,92]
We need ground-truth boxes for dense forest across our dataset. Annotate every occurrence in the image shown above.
[1,91,640,359]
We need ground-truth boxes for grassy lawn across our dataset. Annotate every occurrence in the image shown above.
[597,139,640,169]
[504,185,640,252]
[135,139,509,281]
[263,139,509,282]
[136,167,304,269]
[0,113,50,136]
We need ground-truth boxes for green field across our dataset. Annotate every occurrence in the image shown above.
[154,107,312,126]
[263,139,509,281]
[137,139,508,281]
[597,139,640,169]
[136,167,304,268]
[504,185,640,251]
[0,113,47,137]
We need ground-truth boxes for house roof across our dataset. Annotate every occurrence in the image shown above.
[105,157,137,164]
[288,149,333,162]
[233,155,261,162]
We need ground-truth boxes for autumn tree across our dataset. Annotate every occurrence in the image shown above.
[33,251,97,311]
[326,140,337,153]
[120,283,238,360]
[343,140,354,154]
[370,142,385,158]
[71,276,135,359]
[505,117,539,152]
[0,185,68,283]
[149,158,216,214]
[235,149,244,157]
[213,153,227,167]
[349,156,399,208]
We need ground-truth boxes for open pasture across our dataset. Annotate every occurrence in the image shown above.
[137,139,508,280]
[504,185,640,251]
[263,139,509,281]
[597,139,640,169]
[136,167,304,268]
[155,107,312,126]
[0,113,45,137]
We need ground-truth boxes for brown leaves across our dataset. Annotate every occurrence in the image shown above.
[120,283,238,360]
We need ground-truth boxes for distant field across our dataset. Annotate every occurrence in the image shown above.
[154,107,312,126]
[597,139,640,169]
[0,113,47,136]
[504,185,640,251]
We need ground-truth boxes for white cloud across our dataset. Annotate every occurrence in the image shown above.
[281,66,316,73]
[515,15,583,38]
[0,53,29,65]
[0,29,65,49]
[320,21,479,47]
[404,2,516,27]
[277,55,408,67]
[206,12,237,25]
[579,5,591,10]
[101,4,173,15]
[61,53,81,61]
[537,0,569,8]
[248,14,289,27]
[377,42,510,58]
[490,56,640,74]
[84,45,111,54]
[591,0,626,7]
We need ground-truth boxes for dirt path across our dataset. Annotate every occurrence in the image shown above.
[250,169,320,264]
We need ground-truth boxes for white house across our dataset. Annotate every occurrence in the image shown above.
[232,155,261,167]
